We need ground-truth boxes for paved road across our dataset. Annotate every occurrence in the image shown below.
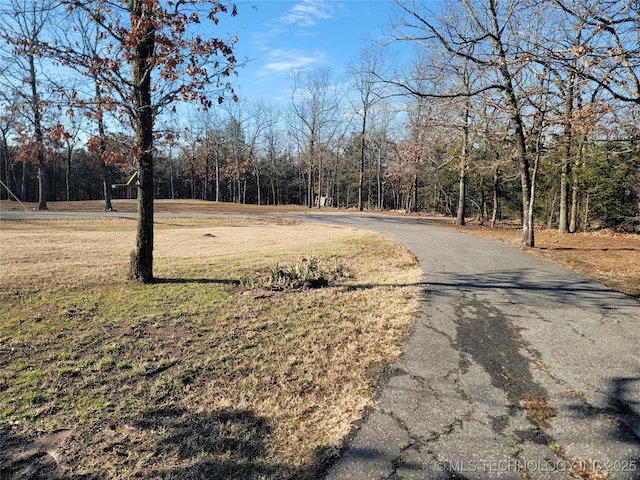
[3,210,640,479]
[289,214,640,480]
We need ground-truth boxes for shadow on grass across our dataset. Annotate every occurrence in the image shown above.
[0,406,332,480]
[153,277,240,286]
[132,407,285,479]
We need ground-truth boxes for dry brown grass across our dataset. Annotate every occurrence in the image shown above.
[519,392,557,425]
[567,458,609,480]
[0,216,422,479]
[0,198,318,214]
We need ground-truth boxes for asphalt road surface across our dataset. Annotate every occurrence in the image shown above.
[291,214,640,480]
[2,210,639,479]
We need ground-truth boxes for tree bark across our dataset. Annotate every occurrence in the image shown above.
[456,74,472,225]
[96,90,113,212]
[358,120,366,211]
[496,63,533,246]
[102,160,113,211]
[1,129,10,201]
[456,159,467,225]
[569,138,584,233]
[128,1,155,284]
[29,53,47,211]
[65,144,72,201]
[21,161,28,202]
[558,74,575,234]
[478,173,485,225]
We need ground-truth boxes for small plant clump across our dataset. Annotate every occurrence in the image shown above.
[242,256,347,291]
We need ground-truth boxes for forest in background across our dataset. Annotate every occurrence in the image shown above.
[1,0,639,235]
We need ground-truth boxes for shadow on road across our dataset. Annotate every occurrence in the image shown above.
[421,268,639,308]
[345,267,638,309]
[561,378,640,480]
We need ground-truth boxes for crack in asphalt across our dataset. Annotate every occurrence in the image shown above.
[383,407,476,480]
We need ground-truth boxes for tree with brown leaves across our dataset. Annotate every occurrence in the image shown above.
[49,0,239,283]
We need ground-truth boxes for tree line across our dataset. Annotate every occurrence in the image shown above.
[0,0,639,278]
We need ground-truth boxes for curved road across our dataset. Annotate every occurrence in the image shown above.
[293,214,640,480]
[2,210,640,479]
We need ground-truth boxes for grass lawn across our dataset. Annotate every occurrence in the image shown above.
[0,216,422,479]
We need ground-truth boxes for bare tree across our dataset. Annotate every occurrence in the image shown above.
[0,0,60,210]
[0,108,16,201]
[52,1,239,283]
[260,103,285,205]
[546,0,639,231]
[346,47,391,211]
[551,0,639,107]
[225,99,267,205]
[288,67,341,208]
[391,0,546,246]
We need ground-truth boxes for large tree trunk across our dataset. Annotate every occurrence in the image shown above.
[358,118,366,211]
[21,162,28,202]
[102,160,113,211]
[29,53,47,211]
[456,161,467,225]
[128,1,155,284]
[66,145,72,201]
[558,74,576,234]
[497,62,534,246]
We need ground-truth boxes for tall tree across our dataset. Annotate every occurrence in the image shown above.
[0,0,59,210]
[0,108,16,201]
[392,0,544,246]
[346,47,390,211]
[55,0,239,283]
[261,103,285,205]
[551,0,639,107]
[288,68,340,208]
[550,0,639,231]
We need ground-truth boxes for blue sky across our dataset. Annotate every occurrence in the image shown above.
[222,0,401,103]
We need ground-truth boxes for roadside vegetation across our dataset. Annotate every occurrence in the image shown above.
[0,215,422,479]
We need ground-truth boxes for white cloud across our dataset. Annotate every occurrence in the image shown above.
[259,48,328,76]
[281,0,334,27]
